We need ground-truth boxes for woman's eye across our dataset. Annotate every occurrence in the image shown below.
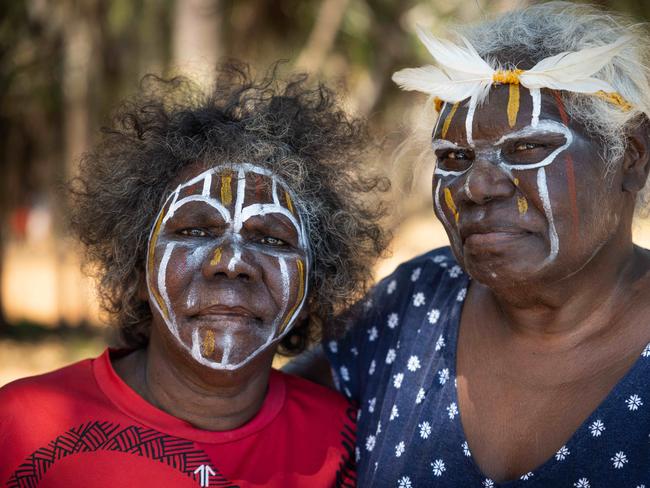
[179,228,208,237]
[260,236,286,246]
[514,142,542,151]
[437,149,473,171]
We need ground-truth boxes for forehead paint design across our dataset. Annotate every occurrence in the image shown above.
[433,88,574,266]
[507,84,520,128]
[146,163,310,371]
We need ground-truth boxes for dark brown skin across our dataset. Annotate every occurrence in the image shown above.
[113,162,309,431]
[434,85,650,481]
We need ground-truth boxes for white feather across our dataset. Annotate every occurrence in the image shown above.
[392,66,487,102]
[521,37,630,93]
[415,25,493,80]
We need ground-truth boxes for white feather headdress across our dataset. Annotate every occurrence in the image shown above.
[392,25,632,110]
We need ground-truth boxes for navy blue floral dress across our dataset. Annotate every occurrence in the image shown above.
[326,247,650,488]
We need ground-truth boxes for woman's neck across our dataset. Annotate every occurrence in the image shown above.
[113,334,276,431]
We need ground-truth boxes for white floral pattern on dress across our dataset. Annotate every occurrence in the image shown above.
[368,397,376,413]
[369,360,376,375]
[386,279,397,295]
[328,340,337,353]
[407,356,421,372]
[413,292,426,307]
[395,441,406,457]
[428,309,440,324]
[438,368,450,385]
[415,388,426,405]
[387,313,399,329]
[340,366,350,382]
[446,402,458,420]
[627,394,643,411]
[368,326,378,342]
[483,479,494,487]
[456,288,467,301]
[574,478,590,488]
[431,459,446,476]
[611,451,628,468]
[397,476,412,488]
[642,343,650,357]
[448,265,462,278]
[390,405,399,421]
[589,419,605,437]
[411,267,421,282]
[365,435,376,452]
[386,348,397,364]
[555,445,570,461]
[462,441,471,457]
[393,373,404,389]
[435,335,446,351]
[520,472,533,480]
[419,421,432,439]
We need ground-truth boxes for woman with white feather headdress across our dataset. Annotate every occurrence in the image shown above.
[292,2,650,486]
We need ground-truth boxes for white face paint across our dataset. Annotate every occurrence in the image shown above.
[146,163,310,370]
[432,88,574,266]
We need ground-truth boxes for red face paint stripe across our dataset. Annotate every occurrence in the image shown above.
[552,91,580,238]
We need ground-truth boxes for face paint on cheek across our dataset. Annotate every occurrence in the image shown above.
[552,91,580,240]
[278,258,306,334]
[537,167,559,264]
[443,187,460,223]
[148,209,170,320]
[210,247,222,266]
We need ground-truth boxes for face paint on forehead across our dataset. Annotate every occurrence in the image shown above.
[146,162,311,371]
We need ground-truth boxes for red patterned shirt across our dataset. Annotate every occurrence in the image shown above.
[0,349,355,487]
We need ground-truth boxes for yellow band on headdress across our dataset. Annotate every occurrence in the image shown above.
[492,69,524,85]
[594,90,633,112]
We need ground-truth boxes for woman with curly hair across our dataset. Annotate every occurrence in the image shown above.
[0,64,389,487]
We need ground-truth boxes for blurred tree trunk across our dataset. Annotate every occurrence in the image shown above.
[295,0,350,73]
[173,0,221,87]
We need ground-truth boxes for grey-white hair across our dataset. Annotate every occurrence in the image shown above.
[457,1,650,215]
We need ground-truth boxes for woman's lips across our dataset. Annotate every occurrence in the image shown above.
[193,305,256,318]
[463,230,531,248]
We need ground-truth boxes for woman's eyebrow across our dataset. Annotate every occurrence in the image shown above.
[431,139,462,152]
[494,119,570,146]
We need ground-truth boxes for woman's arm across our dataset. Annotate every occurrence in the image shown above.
[282,345,336,389]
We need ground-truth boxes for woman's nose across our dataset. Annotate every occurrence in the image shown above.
[203,238,261,281]
[460,159,515,205]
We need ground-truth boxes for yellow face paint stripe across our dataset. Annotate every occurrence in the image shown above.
[147,209,169,319]
[285,190,295,215]
[202,329,216,357]
[443,187,460,223]
[517,196,528,215]
[278,258,305,334]
[441,102,459,138]
[210,247,222,266]
[220,172,233,205]
[507,83,520,128]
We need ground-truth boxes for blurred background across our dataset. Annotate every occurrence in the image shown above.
[2,0,650,386]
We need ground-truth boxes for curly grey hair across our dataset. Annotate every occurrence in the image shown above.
[69,62,390,354]
[457,1,650,214]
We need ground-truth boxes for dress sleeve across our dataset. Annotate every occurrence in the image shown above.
[323,278,395,403]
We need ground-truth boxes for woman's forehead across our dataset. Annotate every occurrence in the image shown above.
[434,86,569,144]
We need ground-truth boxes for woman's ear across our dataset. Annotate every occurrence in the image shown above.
[622,116,650,193]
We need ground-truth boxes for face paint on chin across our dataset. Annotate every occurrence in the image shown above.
[146,163,310,371]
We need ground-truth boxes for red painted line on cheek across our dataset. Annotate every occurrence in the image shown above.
[553,92,580,239]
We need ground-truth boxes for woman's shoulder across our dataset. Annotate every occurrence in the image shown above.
[0,357,95,404]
